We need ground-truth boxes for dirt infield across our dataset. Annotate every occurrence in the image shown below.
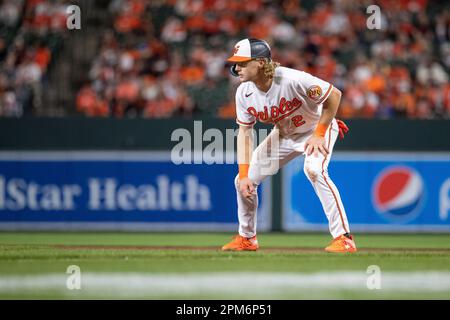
[53,244,450,254]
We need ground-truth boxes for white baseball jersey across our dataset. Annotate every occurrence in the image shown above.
[232,66,351,240]
[235,66,333,136]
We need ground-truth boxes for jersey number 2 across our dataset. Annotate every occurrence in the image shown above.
[292,115,305,127]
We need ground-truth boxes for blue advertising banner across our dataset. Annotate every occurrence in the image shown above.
[283,152,450,232]
[0,152,271,231]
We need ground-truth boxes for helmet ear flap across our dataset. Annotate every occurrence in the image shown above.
[229,64,239,77]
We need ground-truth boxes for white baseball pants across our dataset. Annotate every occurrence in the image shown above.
[235,119,350,239]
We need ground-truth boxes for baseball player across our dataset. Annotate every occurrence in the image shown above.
[222,38,357,253]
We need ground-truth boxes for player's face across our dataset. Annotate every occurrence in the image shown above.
[234,59,262,82]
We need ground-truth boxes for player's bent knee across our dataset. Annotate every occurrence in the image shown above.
[304,167,318,183]
[234,174,259,190]
[303,163,321,183]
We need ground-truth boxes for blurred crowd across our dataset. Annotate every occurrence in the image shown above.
[1,0,449,119]
[77,0,449,119]
[0,0,68,117]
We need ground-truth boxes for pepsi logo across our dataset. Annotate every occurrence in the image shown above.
[372,166,425,222]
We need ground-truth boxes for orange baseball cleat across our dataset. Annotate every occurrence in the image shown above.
[221,235,259,251]
[325,234,357,253]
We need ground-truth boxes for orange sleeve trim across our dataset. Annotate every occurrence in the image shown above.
[238,164,249,179]
[314,123,329,137]
[317,85,333,104]
[236,118,256,126]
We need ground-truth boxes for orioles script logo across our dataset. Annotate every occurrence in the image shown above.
[247,97,302,123]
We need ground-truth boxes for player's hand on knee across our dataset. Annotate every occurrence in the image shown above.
[305,136,329,158]
[239,177,256,199]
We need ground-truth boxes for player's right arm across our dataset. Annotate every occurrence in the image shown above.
[235,84,257,199]
[237,124,255,199]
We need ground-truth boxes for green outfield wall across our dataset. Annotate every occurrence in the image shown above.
[1,118,449,151]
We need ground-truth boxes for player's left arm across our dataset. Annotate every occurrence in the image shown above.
[305,87,342,157]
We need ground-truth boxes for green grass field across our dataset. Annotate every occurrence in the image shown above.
[0,232,449,299]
